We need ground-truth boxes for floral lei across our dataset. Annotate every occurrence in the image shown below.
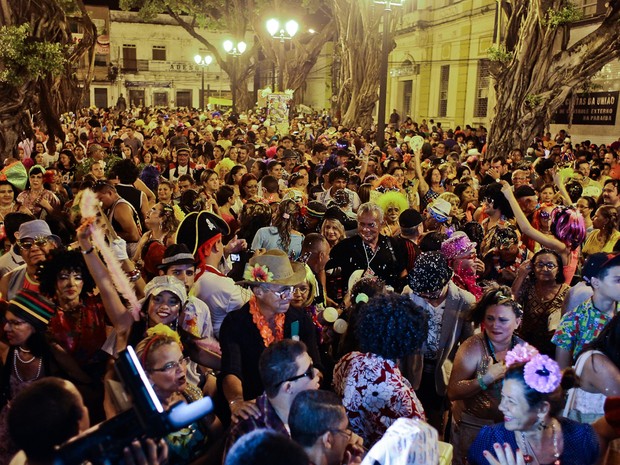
[249,295,285,347]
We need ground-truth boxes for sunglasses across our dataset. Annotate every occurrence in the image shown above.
[18,236,51,250]
[275,363,315,387]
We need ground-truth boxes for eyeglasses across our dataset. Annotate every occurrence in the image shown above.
[329,429,353,441]
[18,236,51,250]
[275,363,315,387]
[4,319,27,328]
[293,287,310,294]
[535,262,558,270]
[358,221,378,230]
[149,356,190,373]
[268,286,294,299]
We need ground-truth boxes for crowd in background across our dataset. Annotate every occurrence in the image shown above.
[0,104,619,465]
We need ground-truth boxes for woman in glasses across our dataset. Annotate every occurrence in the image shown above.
[447,285,525,465]
[0,291,54,463]
[500,181,585,284]
[512,249,569,357]
[136,324,221,464]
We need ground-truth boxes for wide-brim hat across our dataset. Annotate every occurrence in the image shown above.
[15,219,61,245]
[157,243,196,270]
[175,211,230,255]
[236,249,306,286]
[407,251,453,294]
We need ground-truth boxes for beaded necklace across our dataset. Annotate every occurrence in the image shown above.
[519,419,561,465]
[13,350,42,383]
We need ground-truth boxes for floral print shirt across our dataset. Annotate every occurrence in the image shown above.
[333,352,425,447]
[551,297,616,359]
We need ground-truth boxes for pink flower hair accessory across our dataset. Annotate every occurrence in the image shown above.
[505,343,539,367]
[523,354,562,393]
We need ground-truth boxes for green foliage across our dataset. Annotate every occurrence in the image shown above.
[0,24,66,87]
[544,2,583,27]
[525,94,543,107]
[487,45,513,64]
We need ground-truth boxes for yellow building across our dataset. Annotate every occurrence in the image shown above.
[388,0,620,144]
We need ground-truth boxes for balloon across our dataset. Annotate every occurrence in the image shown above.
[333,319,348,334]
[323,307,338,323]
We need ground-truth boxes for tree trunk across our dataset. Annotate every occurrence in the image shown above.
[0,0,95,160]
[333,0,395,130]
[486,0,620,159]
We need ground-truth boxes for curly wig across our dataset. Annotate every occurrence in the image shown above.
[38,249,96,300]
[356,294,427,360]
[375,191,408,216]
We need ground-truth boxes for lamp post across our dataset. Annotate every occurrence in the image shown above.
[194,54,213,111]
[266,18,299,92]
[223,40,247,114]
[374,0,403,149]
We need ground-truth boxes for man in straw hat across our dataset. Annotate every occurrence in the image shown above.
[218,249,322,427]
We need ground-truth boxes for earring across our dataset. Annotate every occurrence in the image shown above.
[537,418,546,431]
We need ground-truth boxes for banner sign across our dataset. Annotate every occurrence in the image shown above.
[553,91,619,126]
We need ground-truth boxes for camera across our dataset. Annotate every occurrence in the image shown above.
[54,346,213,465]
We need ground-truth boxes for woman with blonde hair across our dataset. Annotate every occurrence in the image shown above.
[136,325,221,464]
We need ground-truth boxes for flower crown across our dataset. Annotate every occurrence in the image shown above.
[505,343,561,393]
[243,263,274,283]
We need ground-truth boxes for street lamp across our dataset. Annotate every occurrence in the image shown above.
[266,19,299,42]
[375,0,404,149]
[223,40,247,114]
[194,54,213,111]
[266,18,299,92]
[223,40,247,56]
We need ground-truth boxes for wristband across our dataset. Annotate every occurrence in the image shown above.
[229,398,243,406]
[477,374,488,391]
[81,245,94,255]
[127,269,141,282]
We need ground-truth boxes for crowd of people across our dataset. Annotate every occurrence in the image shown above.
[0,105,620,465]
